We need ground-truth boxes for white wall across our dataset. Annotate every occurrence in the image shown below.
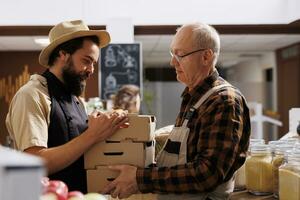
[288,0,300,22]
[141,81,184,128]
[260,53,276,70]
[259,53,277,110]
[225,53,277,108]
[226,59,264,103]
[0,0,298,25]
[224,52,279,140]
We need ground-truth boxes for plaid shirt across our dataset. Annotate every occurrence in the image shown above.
[136,70,250,194]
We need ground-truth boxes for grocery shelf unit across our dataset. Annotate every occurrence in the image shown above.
[249,102,282,139]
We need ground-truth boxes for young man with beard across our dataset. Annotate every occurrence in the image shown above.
[6,20,128,193]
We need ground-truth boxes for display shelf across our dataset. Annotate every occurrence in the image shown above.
[248,102,282,139]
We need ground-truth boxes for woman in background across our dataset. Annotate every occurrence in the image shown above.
[112,84,140,114]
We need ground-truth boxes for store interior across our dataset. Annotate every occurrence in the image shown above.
[0,0,300,199]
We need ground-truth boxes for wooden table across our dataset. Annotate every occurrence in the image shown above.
[230,191,276,200]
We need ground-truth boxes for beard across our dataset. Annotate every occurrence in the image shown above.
[62,58,89,96]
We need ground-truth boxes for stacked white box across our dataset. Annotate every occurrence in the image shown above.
[84,114,156,193]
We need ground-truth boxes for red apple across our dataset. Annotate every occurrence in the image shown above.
[41,177,50,194]
[67,191,85,200]
[44,180,68,200]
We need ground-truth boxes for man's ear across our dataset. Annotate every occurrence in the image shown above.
[202,49,214,66]
[59,50,70,62]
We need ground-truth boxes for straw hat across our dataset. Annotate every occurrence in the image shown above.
[39,20,110,67]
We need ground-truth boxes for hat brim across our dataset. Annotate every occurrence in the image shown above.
[39,30,110,67]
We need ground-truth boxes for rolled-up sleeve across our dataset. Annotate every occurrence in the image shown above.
[6,82,50,151]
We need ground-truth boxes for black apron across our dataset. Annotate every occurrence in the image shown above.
[42,70,88,193]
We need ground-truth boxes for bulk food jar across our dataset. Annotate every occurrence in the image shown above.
[245,143,273,195]
[279,150,300,200]
[272,144,294,198]
[234,139,265,191]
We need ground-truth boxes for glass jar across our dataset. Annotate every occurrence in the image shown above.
[245,144,273,195]
[279,150,300,200]
[281,138,299,146]
[234,139,265,191]
[250,139,265,146]
[269,140,286,156]
[294,142,300,150]
[272,144,294,198]
[234,164,246,191]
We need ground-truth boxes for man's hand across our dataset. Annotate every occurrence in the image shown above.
[24,111,129,175]
[102,165,139,199]
[108,110,130,128]
[87,110,128,143]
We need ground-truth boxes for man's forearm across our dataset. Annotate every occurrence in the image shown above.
[25,130,95,174]
[136,161,221,194]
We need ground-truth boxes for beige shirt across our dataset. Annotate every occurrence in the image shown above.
[6,74,51,151]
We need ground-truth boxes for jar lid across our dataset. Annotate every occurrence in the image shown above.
[284,149,293,158]
[275,144,294,154]
[250,138,265,144]
[293,142,300,150]
[281,138,299,145]
[285,148,300,162]
[251,143,270,153]
[269,140,286,152]
[249,139,265,151]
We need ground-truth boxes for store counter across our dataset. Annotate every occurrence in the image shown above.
[230,191,276,200]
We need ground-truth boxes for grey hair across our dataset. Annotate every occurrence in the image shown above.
[177,22,220,67]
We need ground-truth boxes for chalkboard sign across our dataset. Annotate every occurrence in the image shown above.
[99,43,142,100]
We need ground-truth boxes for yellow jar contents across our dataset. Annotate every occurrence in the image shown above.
[271,144,294,198]
[272,155,284,197]
[279,168,300,200]
[245,148,273,195]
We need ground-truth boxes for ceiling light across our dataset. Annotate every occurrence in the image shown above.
[34,38,50,47]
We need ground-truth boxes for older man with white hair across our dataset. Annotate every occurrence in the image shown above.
[103,22,251,200]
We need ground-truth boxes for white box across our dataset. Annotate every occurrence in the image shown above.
[107,114,156,142]
[87,166,119,193]
[84,141,155,169]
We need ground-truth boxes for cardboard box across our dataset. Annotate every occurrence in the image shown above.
[87,166,119,193]
[144,141,155,167]
[84,141,155,169]
[107,114,156,142]
[87,166,157,199]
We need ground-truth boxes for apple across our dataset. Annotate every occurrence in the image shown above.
[84,193,107,200]
[67,191,85,200]
[44,180,68,200]
[41,177,50,194]
[40,193,58,200]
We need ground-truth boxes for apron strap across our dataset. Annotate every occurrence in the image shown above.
[193,84,232,110]
[182,84,232,128]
